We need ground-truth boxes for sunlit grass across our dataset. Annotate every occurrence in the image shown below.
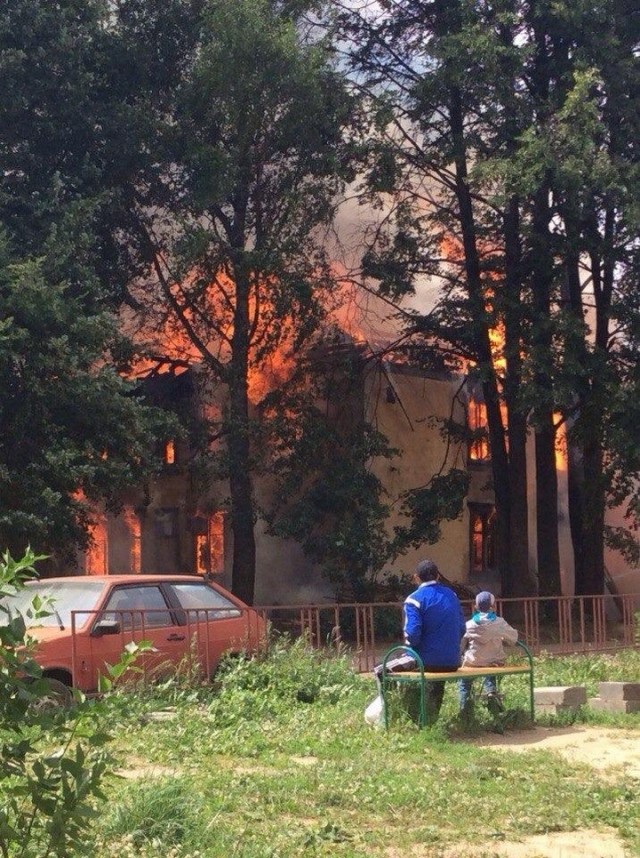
[92,643,640,857]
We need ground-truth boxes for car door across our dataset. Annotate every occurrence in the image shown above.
[88,583,187,690]
[167,581,249,678]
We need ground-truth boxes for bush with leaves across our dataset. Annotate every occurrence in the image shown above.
[208,635,360,726]
[0,549,111,858]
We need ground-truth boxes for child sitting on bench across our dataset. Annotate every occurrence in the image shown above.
[459,591,518,718]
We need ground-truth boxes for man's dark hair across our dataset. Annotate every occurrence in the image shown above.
[416,559,440,581]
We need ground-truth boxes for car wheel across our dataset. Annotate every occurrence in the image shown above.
[29,677,74,714]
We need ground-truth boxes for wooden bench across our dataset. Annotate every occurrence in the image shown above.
[380,640,535,729]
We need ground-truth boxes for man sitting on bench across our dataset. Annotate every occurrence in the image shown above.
[375,559,466,722]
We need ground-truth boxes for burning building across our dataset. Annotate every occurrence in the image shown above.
[72,338,509,605]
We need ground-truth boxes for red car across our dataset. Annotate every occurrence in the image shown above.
[1,575,266,694]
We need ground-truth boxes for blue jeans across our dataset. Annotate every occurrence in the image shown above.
[459,676,498,709]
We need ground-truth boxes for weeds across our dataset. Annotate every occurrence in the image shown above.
[207,634,360,726]
[98,778,206,855]
[91,639,640,858]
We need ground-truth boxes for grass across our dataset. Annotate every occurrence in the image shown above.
[84,641,640,856]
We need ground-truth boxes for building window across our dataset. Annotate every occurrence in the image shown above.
[469,505,496,574]
[468,399,490,462]
[192,512,225,575]
[164,439,176,465]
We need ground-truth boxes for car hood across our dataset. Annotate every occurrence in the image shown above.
[24,626,75,644]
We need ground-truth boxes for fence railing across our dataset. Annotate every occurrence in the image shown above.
[257,593,639,673]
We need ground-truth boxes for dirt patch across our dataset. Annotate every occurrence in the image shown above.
[444,727,638,858]
[116,764,178,780]
[466,726,640,778]
[386,727,639,858]
[290,755,319,766]
[439,828,628,858]
[386,828,627,858]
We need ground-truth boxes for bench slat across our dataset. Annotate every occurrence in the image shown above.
[388,665,532,681]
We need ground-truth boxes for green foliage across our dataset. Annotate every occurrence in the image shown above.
[0,548,49,720]
[87,647,640,857]
[0,0,179,563]
[535,649,640,698]
[97,641,156,694]
[263,346,469,600]
[98,778,205,856]
[265,401,397,599]
[0,549,111,858]
[0,0,108,256]
[208,635,360,725]
[0,239,169,560]
[260,346,393,592]
[393,469,470,552]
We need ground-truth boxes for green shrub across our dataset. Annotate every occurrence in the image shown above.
[208,634,360,725]
[0,549,112,858]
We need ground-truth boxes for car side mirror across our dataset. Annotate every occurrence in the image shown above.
[92,619,121,637]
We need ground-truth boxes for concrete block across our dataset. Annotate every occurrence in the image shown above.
[534,686,587,706]
[589,697,640,714]
[598,682,640,701]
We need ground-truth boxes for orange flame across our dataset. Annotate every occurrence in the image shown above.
[85,513,108,575]
[121,505,142,574]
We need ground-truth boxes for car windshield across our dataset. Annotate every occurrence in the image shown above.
[0,580,107,629]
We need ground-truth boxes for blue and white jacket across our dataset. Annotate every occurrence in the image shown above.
[403,581,466,668]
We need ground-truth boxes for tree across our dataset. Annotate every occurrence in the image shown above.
[339,0,640,597]
[339,0,538,597]
[550,2,640,595]
[114,0,357,604]
[0,0,200,302]
[500,0,640,595]
[0,236,167,561]
[0,550,110,857]
[258,335,396,600]
[0,1,178,563]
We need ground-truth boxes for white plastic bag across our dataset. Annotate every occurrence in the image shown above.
[364,694,384,727]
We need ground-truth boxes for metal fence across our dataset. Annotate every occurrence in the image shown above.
[256,593,639,673]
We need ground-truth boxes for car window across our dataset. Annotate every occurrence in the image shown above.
[0,580,106,629]
[102,585,173,630]
[170,583,241,619]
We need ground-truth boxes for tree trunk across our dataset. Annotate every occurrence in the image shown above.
[447,85,520,596]
[575,437,606,595]
[228,264,257,605]
[534,422,561,596]
[503,195,536,598]
[530,182,562,597]
[560,205,610,597]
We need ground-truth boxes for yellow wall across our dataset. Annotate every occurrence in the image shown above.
[364,364,471,584]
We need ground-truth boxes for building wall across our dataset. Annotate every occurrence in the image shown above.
[77,364,639,608]
[364,364,471,584]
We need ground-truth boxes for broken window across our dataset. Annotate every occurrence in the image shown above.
[468,399,490,462]
[469,504,496,574]
[192,512,225,575]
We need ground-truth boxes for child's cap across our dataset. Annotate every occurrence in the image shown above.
[475,591,496,612]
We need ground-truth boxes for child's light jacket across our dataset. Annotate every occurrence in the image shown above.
[461,612,518,667]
